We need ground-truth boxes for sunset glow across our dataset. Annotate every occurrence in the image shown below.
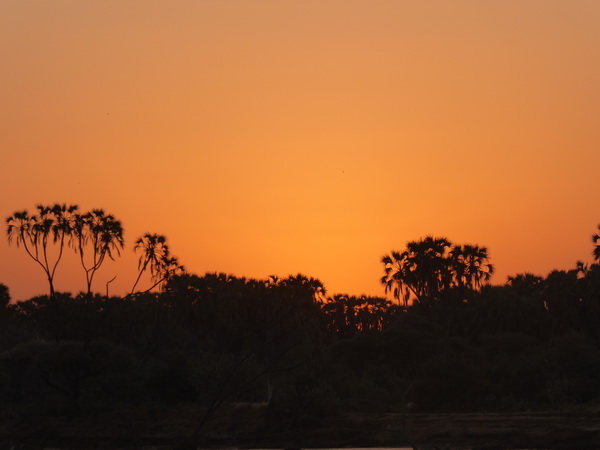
[2,1,599,300]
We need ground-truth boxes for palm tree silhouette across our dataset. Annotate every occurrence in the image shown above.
[71,209,125,294]
[381,236,453,306]
[130,233,184,294]
[380,250,413,307]
[381,236,493,306]
[450,244,494,290]
[6,203,78,296]
[405,236,453,300]
[507,272,544,297]
[273,273,328,303]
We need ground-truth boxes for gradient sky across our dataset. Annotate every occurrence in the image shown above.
[2,1,599,301]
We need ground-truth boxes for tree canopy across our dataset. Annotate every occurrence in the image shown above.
[381,236,494,306]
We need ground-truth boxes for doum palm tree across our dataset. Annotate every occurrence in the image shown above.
[380,250,413,307]
[6,203,78,296]
[381,236,454,306]
[381,236,493,306]
[450,244,494,290]
[269,273,328,303]
[130,233,185,294]
[71,209,125,294]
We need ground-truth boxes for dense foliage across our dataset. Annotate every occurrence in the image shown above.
[3,207,600,445]
[1,262,600,422]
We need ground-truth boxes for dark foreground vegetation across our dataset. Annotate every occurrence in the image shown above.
[2,205,600,448]
[2,261,600,448]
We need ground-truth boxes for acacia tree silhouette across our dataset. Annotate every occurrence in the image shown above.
[130,233,184,294]
[6,204,78,297]
[381,236,493,306]
[71,209,125,294]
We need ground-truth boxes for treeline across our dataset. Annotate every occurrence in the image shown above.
[5,203,183,297]
[1,261,600,422]
[2,204,600,445]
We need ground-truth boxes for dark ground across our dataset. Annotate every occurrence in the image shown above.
[2,404,600,449]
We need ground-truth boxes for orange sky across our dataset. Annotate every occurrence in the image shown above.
[1,1,599,301]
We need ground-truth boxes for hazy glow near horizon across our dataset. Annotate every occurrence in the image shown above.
[2,1,599,301]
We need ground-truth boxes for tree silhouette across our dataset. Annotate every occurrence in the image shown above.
[267,273,328,303]
[381,236,453,306]
[450,244,494,290]
[381,236,493,306]
[405,236,454,300]
[380,250,412,306]
[130,233,184,294]
[6,204,78,296]
[507,272,544,298]
[71,209,125,294]
[593,224,600,262]
[0,283,9,309]
[322,294,396,336]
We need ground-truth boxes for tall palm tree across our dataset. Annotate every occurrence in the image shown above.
[381,236,493,306]
[72,209,125,294]
[6,203,78,296]
[404,236,453,300]
[450,244,494,290]
[382,236,454,306]
[130,233,184,294]
[380,250,413,307]
[593,225,600,262]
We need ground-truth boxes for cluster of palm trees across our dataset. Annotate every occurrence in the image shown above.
[5,203,184,297]
[381,226,600,308]
[7,203,600,310]
[381,236,494,307]
[322,294,398,336]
